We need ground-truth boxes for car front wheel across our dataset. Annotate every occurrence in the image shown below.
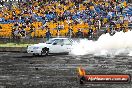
[41,48,49,56]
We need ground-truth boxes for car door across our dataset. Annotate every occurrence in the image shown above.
[50,39,64,53]
[61,39,72,53]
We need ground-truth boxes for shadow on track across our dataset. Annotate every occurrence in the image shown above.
[15,53,69,58]
[13,55,37,58]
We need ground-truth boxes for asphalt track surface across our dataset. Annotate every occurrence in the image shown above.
[0,52,132,88]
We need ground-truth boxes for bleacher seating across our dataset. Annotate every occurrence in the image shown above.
[0,0,131,38]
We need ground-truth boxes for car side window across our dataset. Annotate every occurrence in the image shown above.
[53,39,63,45]
[63,39,72,45]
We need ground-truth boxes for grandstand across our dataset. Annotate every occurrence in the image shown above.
[0,0,131,38]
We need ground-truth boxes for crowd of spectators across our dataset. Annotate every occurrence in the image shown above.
[0,0,131,39]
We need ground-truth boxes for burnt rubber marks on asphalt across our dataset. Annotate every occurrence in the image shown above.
[0,52,132,88]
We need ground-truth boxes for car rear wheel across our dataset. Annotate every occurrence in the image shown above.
[41,48,49,56]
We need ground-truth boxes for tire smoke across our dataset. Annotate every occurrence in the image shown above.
[71,31,132,56]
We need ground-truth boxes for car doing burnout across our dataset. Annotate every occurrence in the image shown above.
[27,38,73,56]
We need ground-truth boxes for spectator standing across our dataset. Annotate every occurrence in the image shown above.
[13,28,21,43]
[98,20,101,30]
[46,29,51,41]
[120,4,123,14]
[67,28,73,38]
[12,27,15,39]
[20,27,26,38]
[76,29,83,38]
[88,27,93,39]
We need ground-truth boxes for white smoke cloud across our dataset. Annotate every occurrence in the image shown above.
[71,31,132,56]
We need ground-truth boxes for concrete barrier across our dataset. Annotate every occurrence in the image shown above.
[0,47,27,52]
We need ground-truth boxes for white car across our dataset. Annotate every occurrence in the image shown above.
[27,38,73,56]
